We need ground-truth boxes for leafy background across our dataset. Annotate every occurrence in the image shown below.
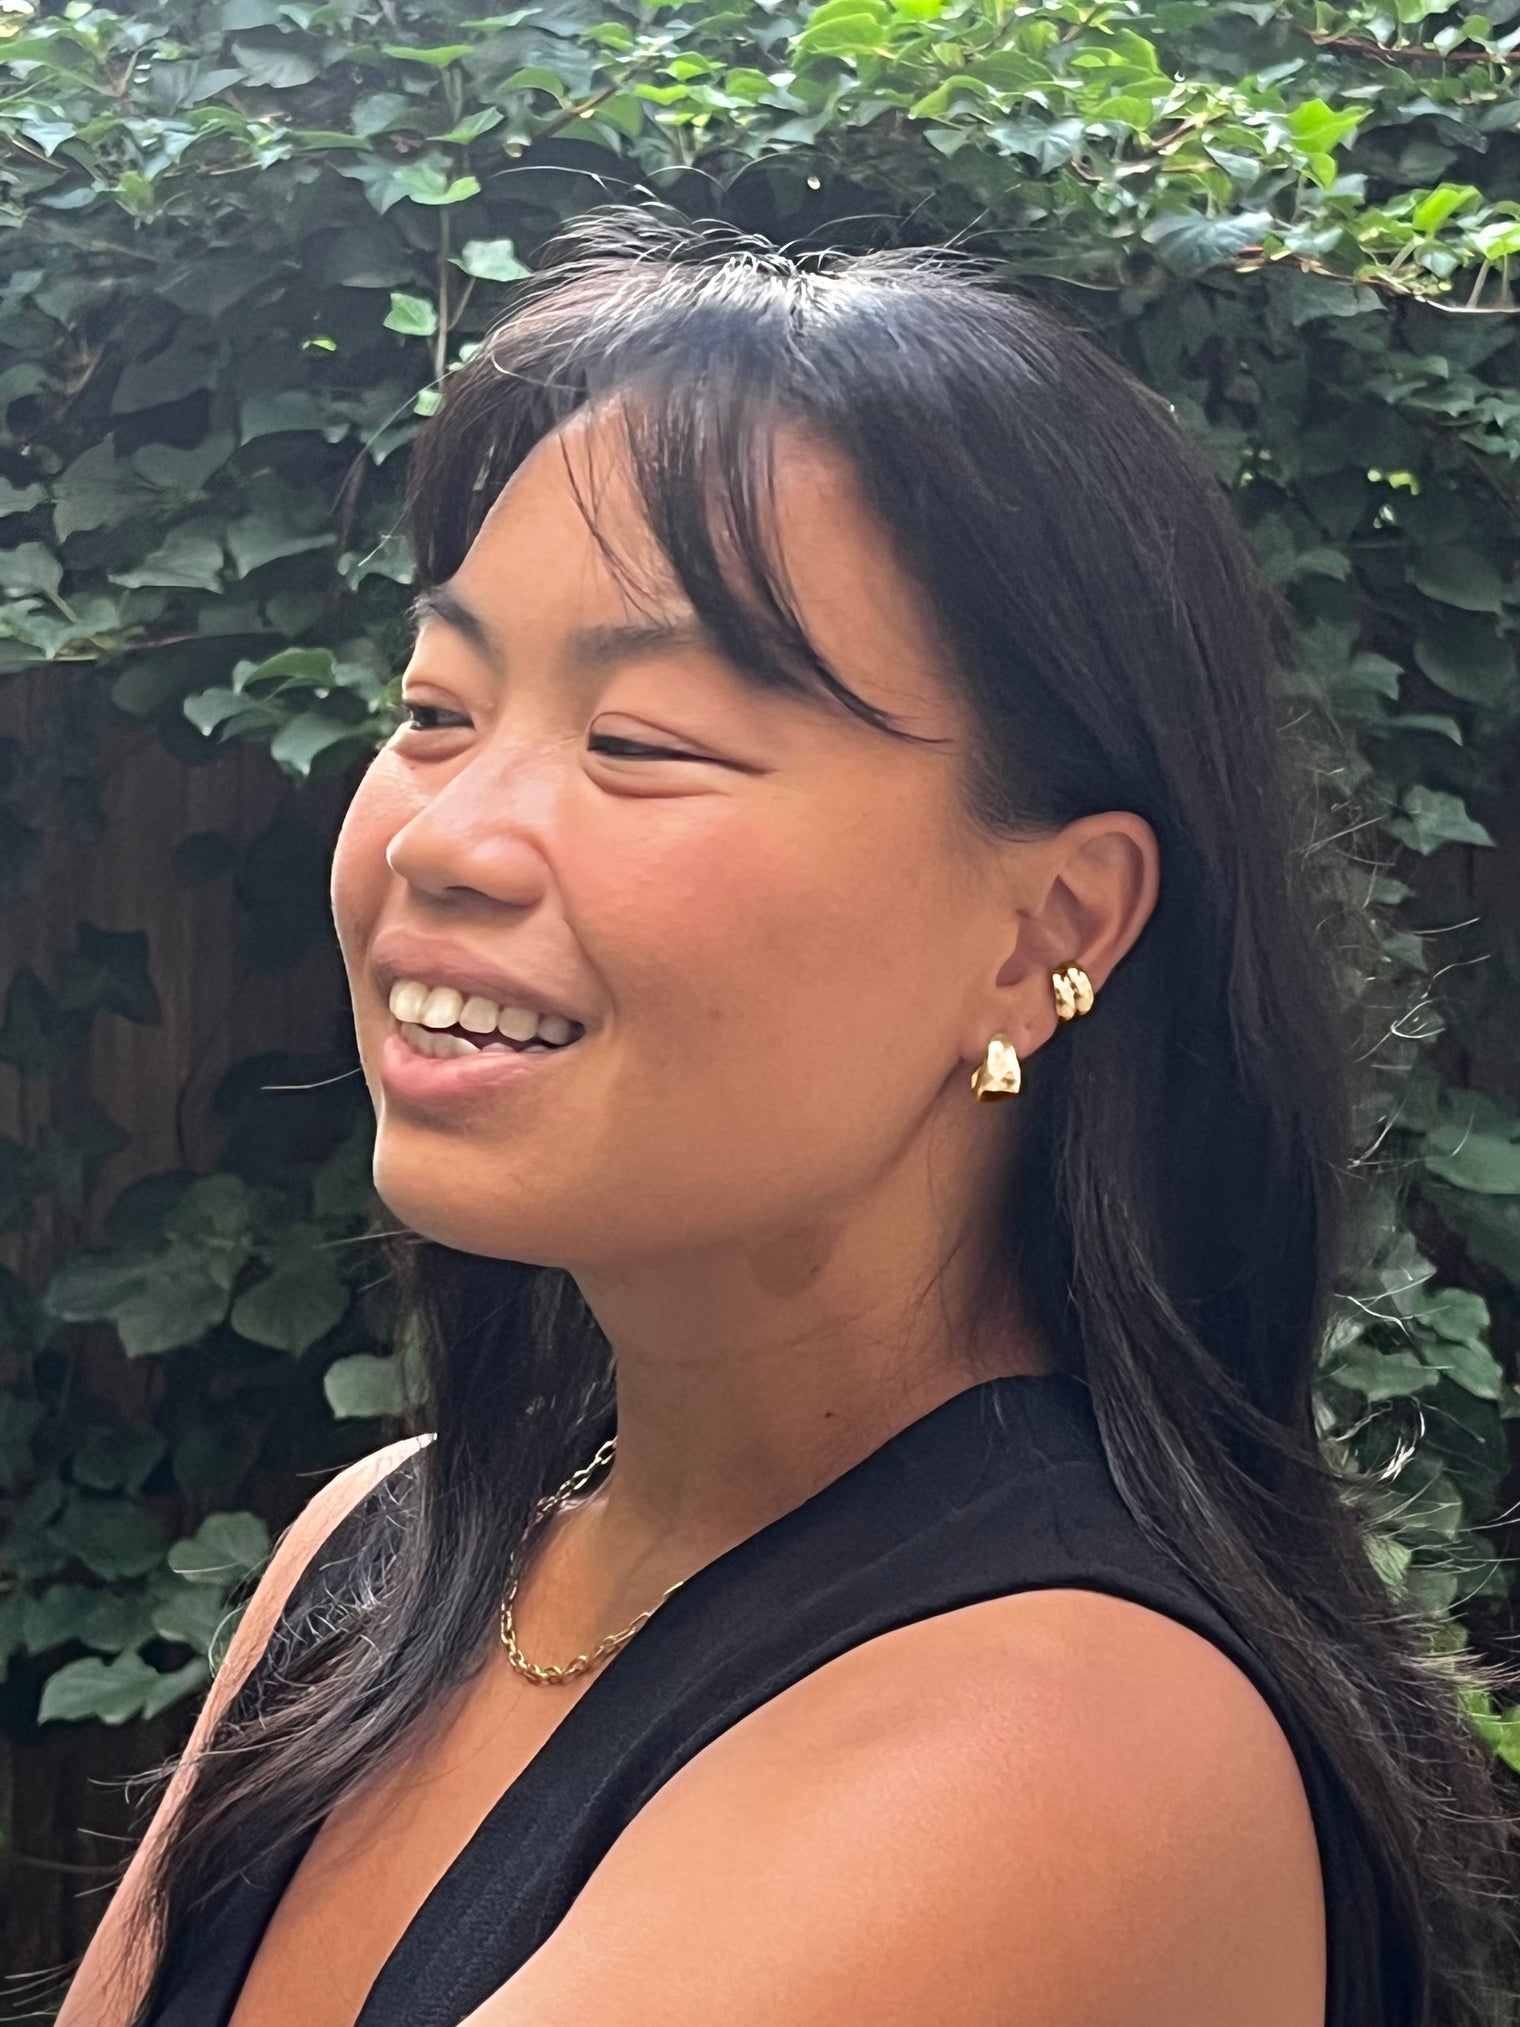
[2,0,1519,2003]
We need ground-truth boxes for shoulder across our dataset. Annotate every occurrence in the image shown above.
[211,1434,430,1720]
[55,1436,430,2027]
[488,1586,1325,2027]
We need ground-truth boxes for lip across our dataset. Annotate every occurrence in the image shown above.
[370,933,590,1030]
[377,1028,585,1114]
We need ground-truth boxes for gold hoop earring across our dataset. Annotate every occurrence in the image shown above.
[970,968,1095,1103]
[970,1033,1021,1102]
[1051,964,1095,1022]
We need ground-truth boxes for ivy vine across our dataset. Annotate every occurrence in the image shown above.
[1,0,1517,1794]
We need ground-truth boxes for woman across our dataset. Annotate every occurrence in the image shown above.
[63,206,1514,2027]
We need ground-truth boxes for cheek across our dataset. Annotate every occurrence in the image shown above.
[331,760,414,959]
[584,796,950,1066]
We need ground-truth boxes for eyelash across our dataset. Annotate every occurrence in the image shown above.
[397,703,697,762]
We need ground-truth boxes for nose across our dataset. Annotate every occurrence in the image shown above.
[384,760,550,910]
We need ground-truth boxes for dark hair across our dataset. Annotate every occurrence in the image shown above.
[127,205,1516,2025]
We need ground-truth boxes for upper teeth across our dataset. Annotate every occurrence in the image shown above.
[387,980,580,1047]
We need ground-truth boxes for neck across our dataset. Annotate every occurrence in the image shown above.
[518,1210,1051,1665]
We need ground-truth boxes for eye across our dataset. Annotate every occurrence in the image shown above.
[398,701,469,734]
[588,734,703,761]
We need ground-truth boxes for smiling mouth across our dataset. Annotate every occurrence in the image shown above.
[395,1020,582,1059]
[386,979,588,1059]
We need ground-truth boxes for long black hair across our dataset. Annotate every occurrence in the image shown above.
[126,205,1516,2024]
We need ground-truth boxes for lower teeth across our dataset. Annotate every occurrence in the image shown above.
[397,1021,570,1059]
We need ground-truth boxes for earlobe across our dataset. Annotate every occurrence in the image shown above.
[970,964,1096,1101]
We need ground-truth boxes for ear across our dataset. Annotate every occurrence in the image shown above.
[976,812,1160,1060]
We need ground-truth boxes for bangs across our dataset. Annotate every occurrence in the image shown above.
[403,223,947,745]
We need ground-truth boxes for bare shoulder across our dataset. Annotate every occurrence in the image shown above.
[215,1433,430,1716]
[56,1434,429,2027]
[485,1586,1326,2027]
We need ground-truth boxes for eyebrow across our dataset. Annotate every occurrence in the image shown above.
[408,584,720,676]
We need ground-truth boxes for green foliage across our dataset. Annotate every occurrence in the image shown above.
[1,0,1517,1777]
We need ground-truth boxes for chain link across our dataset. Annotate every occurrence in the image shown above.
[498,1433,690,1685]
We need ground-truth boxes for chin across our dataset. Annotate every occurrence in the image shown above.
[381,1205,563,1266]
[371,1155,542,1262]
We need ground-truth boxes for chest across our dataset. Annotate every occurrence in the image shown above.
[227,1652,596,2027]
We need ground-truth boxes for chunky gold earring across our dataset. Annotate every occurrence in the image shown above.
[972,969,1095,1102]
[971,1033,1021,1102]
[1051,964,1095,1022]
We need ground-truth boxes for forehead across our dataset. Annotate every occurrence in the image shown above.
[452,403,965,741]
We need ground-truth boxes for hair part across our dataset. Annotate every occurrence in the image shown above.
[126,204,1517,2027]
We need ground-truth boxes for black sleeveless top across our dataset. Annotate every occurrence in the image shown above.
[146,1373,1396,2025]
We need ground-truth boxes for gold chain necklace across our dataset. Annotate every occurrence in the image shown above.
[498,1432,690,1685]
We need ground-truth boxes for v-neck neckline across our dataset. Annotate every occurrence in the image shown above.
[196,1362,1086,2027]
[230,1371,1087,2027]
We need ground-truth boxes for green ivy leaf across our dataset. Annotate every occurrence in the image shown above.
[51,1491,167,1579]
[149,1574,231,1653]
[230,1240,348,1353]
[71,1426,167,1494]
[1285,97,1364,157]
[165,1173,252,1259]
[0,475,44,515]
[381,40,473,66]
[324,1341,427,1420]
[1141,207,1274,277]
[168,1510,271,1585]
[267,709,371,778]
[391,162,481,207]
[1413,613,1518,705]
[455,238,530,281]
[54,439,155,540]
[1408,547,1507,614]
[383,291,439,338]
[111,332,219,416]
[109,528,225,593]
[37,1649,207,1724]
[793,0,890,59]
[112,1243,236,1357]
[231,38,319,87]
[1327,1343,1440,1401]
[1412,183,1482,233]
[238,388,348,445]
[1465,1692,1520,1775]
[25,1583,148,1657]
[143,1656,213,1718]
[42,1248,152,1326]
[352,91,414,137]
[1424,1125,1520,1196]
[38,1651,161,1726]
[225,509,335,578]
[0,541,62,600]
[132,431,236,495]
[431,106,504,145]
[233,646,336,692]
[1421,1334,1506,1400]
[183,688,278,740]
[1425,1184,1520,1285]
[987,115,1085,172]
[1385,785,1495,855]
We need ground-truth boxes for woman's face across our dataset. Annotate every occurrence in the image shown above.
[332,406,1029,1273]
